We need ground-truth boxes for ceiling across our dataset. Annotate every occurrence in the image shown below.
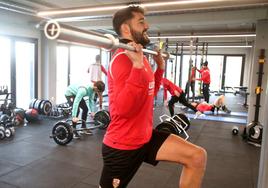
[1,0,268,47]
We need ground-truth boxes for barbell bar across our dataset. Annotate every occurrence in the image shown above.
[44,20,169,58]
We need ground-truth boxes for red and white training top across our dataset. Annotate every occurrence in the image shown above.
[196,102,213,112]
[196,67,211,84]
[103,48,164,150]
[162,77,183,100]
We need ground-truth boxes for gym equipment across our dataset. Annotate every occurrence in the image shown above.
[0,126,5,140]
[44,21,169,58]
[232,126,239,135]
[156,113,190,140]
[186,113,246,124]
[50,110,110,145]
[93,110,110,129]
[25,108,39,122]
[178,43,184,87]
[13,108,26,125]
[29,99,52,115]
[0,114,16,140]
[242,49,265,147]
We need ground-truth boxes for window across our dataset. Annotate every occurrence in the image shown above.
[0,37,11,91]
[15,41,36,109]
[225,56,243,87]
[56,46,69,104]
[0,36,37,109]
[70,46,99,85]
[55,44,110,104]
[206,55,224,92]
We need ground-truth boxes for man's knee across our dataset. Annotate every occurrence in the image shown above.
[189,147,207,169]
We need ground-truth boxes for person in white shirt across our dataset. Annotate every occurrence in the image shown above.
[87,54,107,108]
[88,54,107,83]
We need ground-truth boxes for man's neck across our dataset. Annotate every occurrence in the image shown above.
[119,38,133,44]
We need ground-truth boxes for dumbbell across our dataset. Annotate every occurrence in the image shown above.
[0,126,5,140]
[232,126,239,135]
[5,127,15,138]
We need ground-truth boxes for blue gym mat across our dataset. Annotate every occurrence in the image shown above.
[187,113,247,124]
[201,111,247,117]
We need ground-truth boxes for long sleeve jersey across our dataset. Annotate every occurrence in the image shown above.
[196,102,213,112]
[162,78,183,100]
[65,84,95,117]
[196,67,211,84]
[103,48,164,150]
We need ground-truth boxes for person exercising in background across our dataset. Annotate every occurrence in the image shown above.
[195,61,210,103]
[99,6,207,188]
[88,54,108,82]
[191,95,231,114]
[87,54,108,103]
[65,81,105,138]
[185,64,196,97]
[162,77,202,117]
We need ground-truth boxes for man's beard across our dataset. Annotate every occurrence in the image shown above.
[129,26,150,47]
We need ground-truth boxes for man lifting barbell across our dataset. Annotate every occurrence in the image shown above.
[99,6,207,188]
[65,81,105,138]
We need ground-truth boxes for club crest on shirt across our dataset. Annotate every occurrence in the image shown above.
[148,81,155,95]
[149,81,155,89]
[112,178,120,188]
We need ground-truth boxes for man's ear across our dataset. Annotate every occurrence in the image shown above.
[121,23,130,36]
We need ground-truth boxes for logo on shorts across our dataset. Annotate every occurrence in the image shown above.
[112,178,120,188]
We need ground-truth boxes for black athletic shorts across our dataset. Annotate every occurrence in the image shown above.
[99,129,170,188]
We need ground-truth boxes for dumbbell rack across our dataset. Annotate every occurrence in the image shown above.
[0,93,14,115]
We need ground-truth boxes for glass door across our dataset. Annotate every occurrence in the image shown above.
[206,55,224,92]
[224,56,243,87]
[0,37,11,108]
[0,37,11,92]
[15,41,36,109]
[56,46,69,104]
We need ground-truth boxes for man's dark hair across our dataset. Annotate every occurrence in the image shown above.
[94,81,105,93]
[113,6,145,36]
[202,61,208,66]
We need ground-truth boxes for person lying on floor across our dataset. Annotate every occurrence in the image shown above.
[162,77,202,117]
[191,95,231,114]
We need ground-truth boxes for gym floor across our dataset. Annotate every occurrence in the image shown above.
[0,94,260,188]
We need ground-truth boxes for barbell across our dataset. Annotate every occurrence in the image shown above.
[156,113,191,140]
[43,21,169,59]
[50,110,110,145]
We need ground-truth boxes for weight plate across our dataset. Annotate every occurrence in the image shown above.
[5,128,12,138]
[0,129,5,140]
[29,99,37,109]
[40,100,52,115]
[52,121,73,146]
[94,110,110,129]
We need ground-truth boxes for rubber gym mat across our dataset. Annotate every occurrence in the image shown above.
[186,113,247,124]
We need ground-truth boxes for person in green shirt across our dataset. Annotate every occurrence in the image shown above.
[65,81,105,138]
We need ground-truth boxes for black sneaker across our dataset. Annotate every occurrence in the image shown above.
[222,106,231,113]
